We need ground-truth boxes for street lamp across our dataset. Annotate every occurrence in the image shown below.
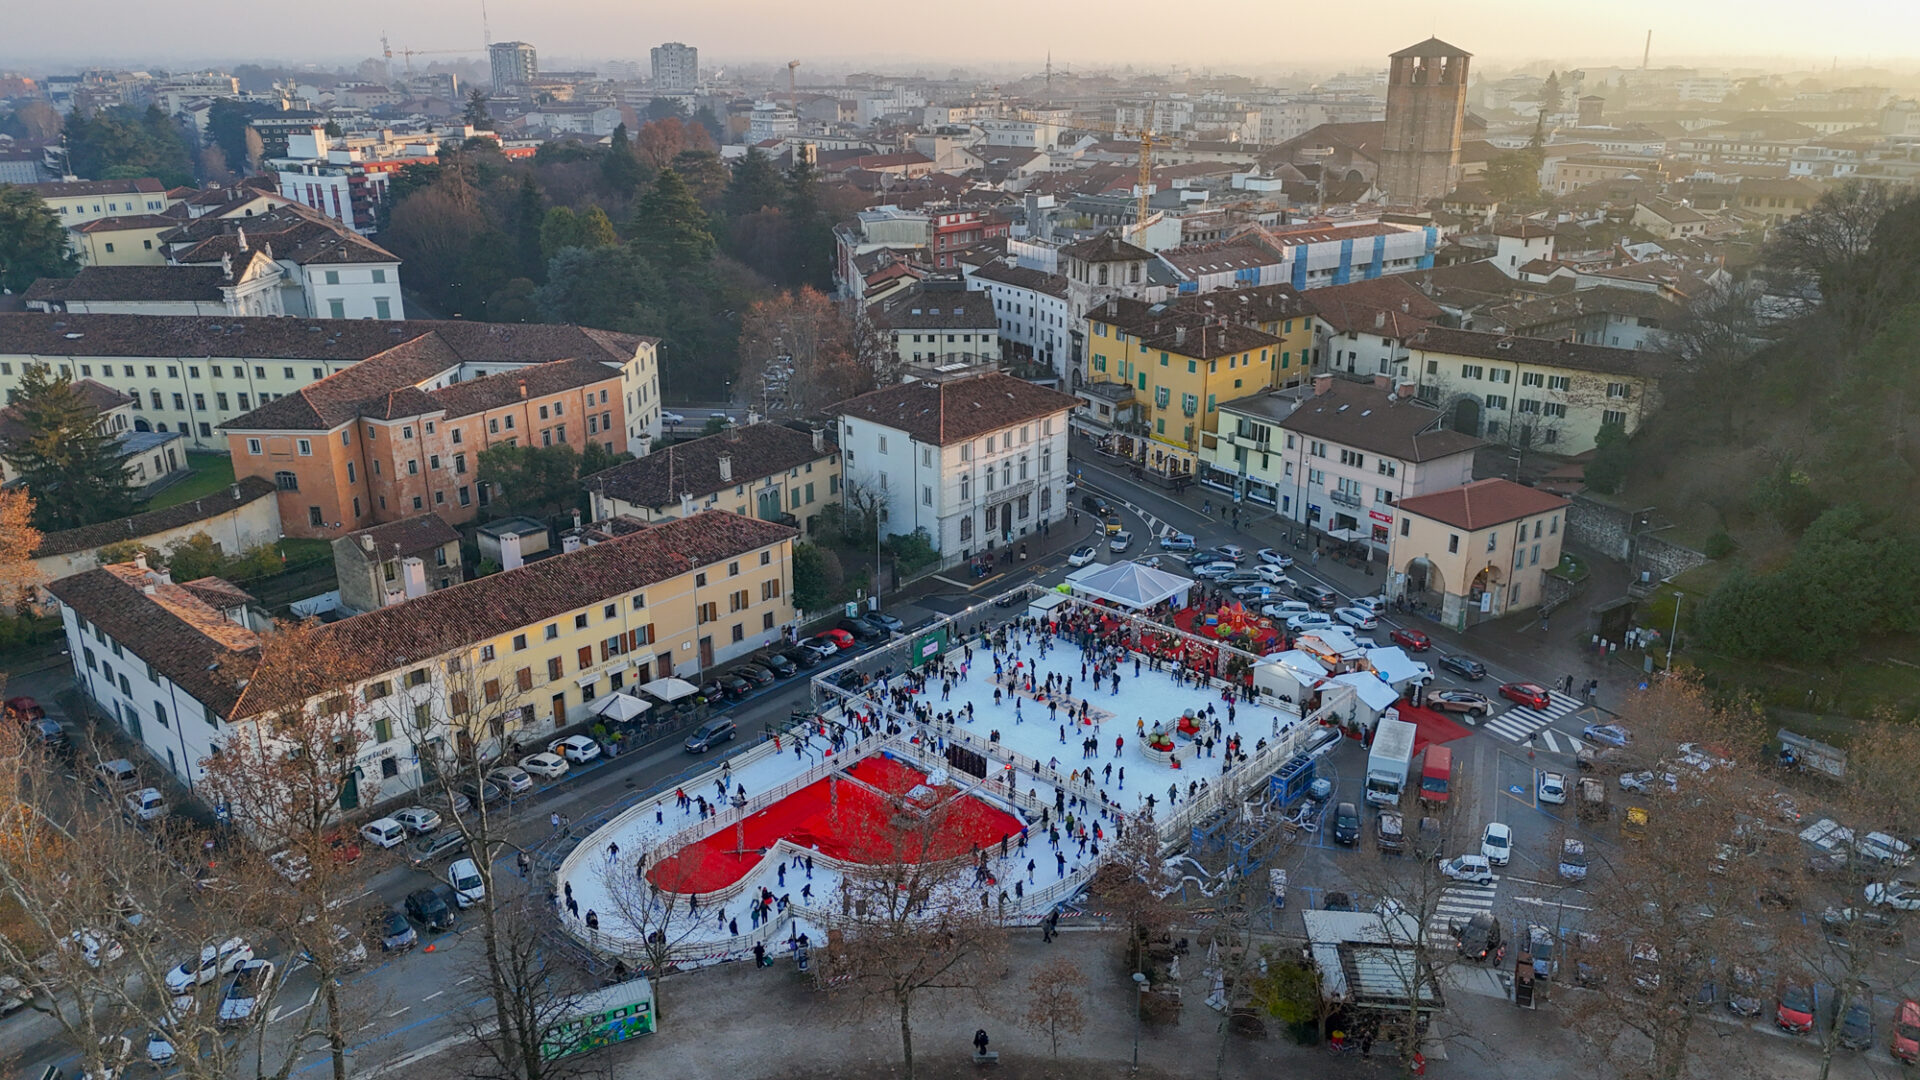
[1131,971,1148,1068]
[1667,591,1683,672]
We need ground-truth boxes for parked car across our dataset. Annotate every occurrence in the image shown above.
[1068,544,1099,567]
[1287,612,1336,634]
[405,887,457,932]
[1558,838,1588,881]
[1331,802,1360,846]
[1389,628,1431,652]
[1260,600,1311,619]
[1726,966,1763,1017]
[816,627,856,651]
[1537,772,1568,805]
[1777,981,1817,1033]
[550,735,602,764]
[269,851,311,883]
[1866,880,1920,910]
[1839,999,1876,1051]
[1293,583,1338,608]
[122,788,166,823]
[1229,583,1280,600]
[298,923,366,972]
[216,960,272,1026]
[164,938,253,996]
[1351,595,1389,615]
[447,859,485,908]
[1439,854,1495,885]
[517,753,570,781]
[487,766,534,796]
[1500,682,1553,710]
[1255,564,1293,585]
[1334,606,1379,630]
[1425,689,1495,717]
[144,1028,175,1068]
[358,818,407,849]
[405,831,468,868]
[1218,544,1246,563]
[1159,532,1197,551]
[836,618,883,643]
[1438,655,1487,681]
[1619,770,1677,794]
[782,644,824,669]
[390,806,442,835]
[1109,531,1133,552]
[1322,891,1357,912]
[1855,831,1915,867]
[1191,561,1237,580]
[735,663,777,689]
[1582,723,1632,748]
[1256,548,1293,567]
[1480,822,1513,866]
[378,910,418,952]
[458,778,506,807]
[865,611,904,634]
[685,717,738,753]
[755,652,797,679]
[1080,495,1112,516]
[1894,999,1920,1063]
[3,695,45,725]
[1821,906,1904,946]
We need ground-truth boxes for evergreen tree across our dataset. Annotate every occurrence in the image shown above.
[600,122,646,192]
[0,367,135,531]
[629,168,714,270]
[783,158,836,289]
[0,186,80,292]
[690,105,724,144]
[1539,71,1564,117]
[506,174,546,281]
[724,147,786,218]
[463,89,493,130]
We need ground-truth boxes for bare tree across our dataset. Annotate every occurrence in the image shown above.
[737,288,875,415]
[1018,954,1089,1058]
[197,620,384,1080]
[595,840,718,1018]
[1085,809,1175,976]
[830,797,1008,1080]
[445,873,600,1080]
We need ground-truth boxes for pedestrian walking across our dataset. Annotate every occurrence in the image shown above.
[550,811,562,832]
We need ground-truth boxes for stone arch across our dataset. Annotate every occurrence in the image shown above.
[1403,556,1444,601]
[133,417,152,433]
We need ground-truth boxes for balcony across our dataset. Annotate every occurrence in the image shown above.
[1328,489,1364,509]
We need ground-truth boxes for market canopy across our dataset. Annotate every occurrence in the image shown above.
[1065,560,1193,612]
[638,677,700,703]
[591,693,652,722]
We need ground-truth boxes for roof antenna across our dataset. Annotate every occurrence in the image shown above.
[481,0,491,47]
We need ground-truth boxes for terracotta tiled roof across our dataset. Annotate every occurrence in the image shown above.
[585,423,833,508]
[1298,277,1442,336]
[1395,478,1568,531]
[1164,283,1316,324]
[163,203,399,265]
[292,511,797,691]
[71,214,178,233]
[966,262,1068,299]
[45,563,262,717]
[0,313,641,365]
[834,372,1078,447]
[1408,326,1667,377]
[427,357,618,419]
[26,265,231,303]
[0,377,132,447]
[1090,297,1283,359]
[34,476,277,557]
[18,178,165,198]
[339,514,461,565]
[1264,380,1481,463]
[1060,234,1154,263]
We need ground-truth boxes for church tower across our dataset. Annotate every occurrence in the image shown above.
[1380,38,1472,207]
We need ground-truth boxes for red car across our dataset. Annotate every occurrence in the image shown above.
[816,628,855,651]
[1896,1000,1920,1063]
[4,696,44,724]
[1498,682,1552,710]
[1776,981,1816,1034]
[1389,628,1431,652]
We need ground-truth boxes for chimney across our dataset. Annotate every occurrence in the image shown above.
[1373,373,1391,389]
[1313,373,1334,395]
[1396,381,1415,399]
[811,426,824,453]
[518,380,528,399]
[562,533,583,553]
[1174,325,1187,346]
[680,493,696,516]
[401,556,428,599]
[229,483,241,500]
[133,552,149,572]
[499,531,525,572]
[1373,310,1386,330]
[1400,299,1410,313]
[717,454,733,483]
[360,533,375,552]
[571,509,582,531]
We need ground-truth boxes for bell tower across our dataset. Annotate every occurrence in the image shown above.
[1381,38,1472,208]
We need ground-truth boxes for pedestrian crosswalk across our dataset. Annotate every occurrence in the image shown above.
[1483,692,1584,744]
[1428,874,1500,938]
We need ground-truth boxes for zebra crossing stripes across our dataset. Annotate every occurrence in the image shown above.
[1482,692,1585,744]
[1427,875,1500,937]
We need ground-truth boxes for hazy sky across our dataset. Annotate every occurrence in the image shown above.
[6,0,1916,73]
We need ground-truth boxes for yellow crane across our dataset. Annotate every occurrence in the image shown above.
[381,35,478,76]
[1007,106,1165,239]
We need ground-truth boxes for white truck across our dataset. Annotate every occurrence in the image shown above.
[1364,716,1418,807]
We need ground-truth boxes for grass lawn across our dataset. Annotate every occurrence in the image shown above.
[275,538,332,565]
[143,453,236,511]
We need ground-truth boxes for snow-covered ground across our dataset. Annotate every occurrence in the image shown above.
[556,632,1308,959]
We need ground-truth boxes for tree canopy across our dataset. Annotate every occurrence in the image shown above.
[0,186,80,292]
[63,105,195,187]
[0,367,136,531]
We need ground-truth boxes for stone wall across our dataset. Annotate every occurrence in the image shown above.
[1633,533,1709,585]
[1567,494,1633,560]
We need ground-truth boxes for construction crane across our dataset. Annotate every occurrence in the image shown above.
[381,35,479,76]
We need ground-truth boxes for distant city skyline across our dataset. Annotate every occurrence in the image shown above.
[1,0,1914,76]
